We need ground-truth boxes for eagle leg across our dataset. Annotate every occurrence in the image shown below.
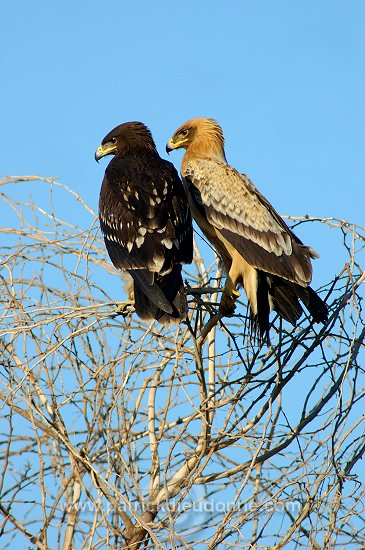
[114,300,135,316]
[219,279,240,317]
[218,254,244,316]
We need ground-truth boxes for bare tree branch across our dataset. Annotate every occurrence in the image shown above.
[1,176,364,549]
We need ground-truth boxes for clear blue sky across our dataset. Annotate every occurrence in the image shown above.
[1,1,364,283]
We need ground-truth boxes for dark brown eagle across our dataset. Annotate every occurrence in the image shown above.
[95,121,193,324]
[167,117,328,339]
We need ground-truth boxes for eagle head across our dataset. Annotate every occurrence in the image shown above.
[95,121,156,162]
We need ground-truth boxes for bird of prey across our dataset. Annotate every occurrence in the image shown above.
[166,117,328,339]
[95,121,193,324]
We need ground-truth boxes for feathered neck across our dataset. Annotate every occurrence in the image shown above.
[185,118,227,163]
[116,139,158,158]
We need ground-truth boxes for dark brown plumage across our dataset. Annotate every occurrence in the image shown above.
[167,117,328,340]
[95,121,193,324]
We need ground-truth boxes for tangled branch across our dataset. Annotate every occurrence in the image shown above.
[0,176,364,549]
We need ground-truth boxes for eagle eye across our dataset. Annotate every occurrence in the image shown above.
[110,137,117,144]
[180,129,188,137]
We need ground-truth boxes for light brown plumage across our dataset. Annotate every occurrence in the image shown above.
[166,117,328,340]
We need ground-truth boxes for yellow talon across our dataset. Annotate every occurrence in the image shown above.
[114,301,134,316]
[219,289,239,317]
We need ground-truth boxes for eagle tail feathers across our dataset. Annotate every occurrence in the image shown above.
[268,275,303,325]
[254,271,271,344]
[248,272,328,345]
[294,284,328,324]
[131,266,188,324]
[130,270,173,315]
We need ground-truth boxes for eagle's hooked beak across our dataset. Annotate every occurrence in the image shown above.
[166,137,189,155]
[94,148,102,163]
[95,142,116,163]
[165,140,174,155]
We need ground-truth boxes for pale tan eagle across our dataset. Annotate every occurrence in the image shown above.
[166,117,327,339]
